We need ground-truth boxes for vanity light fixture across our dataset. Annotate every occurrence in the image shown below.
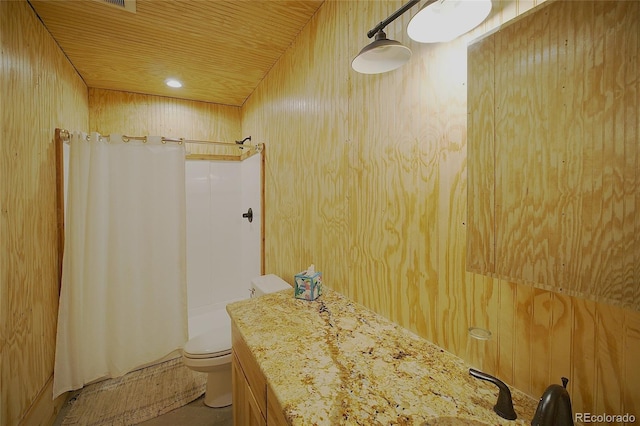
[407,0,492,43]
[352,0,492,74]
[165,78,183,88]
[351,29,413,74]
[351,0,422,74]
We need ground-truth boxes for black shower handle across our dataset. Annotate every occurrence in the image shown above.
[242,208,253,223]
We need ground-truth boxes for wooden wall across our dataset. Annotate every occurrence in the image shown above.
[2,0,638,424]
[88,88,242,156]
[0,1,89,425]
[242,0,640,419]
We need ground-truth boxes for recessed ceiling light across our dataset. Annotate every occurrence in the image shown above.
[165,79,182,88]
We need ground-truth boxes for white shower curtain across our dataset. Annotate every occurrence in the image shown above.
[53,132,188,398]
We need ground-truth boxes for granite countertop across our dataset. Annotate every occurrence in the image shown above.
[227,288,538,425]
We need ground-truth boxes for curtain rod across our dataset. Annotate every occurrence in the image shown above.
[56,129,262,151]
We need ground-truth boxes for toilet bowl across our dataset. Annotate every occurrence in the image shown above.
[182,317,233,407]
[181,274,291,408]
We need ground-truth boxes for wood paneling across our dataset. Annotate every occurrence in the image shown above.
[623,311,640,417]
[0,1,89,425]
[4,0,639,424]
[29,0,324,106]
[89,88,242,157]
[242,0,640,417]
[468,0,640,311]
[241,0,350,308]
[467,37,495,276]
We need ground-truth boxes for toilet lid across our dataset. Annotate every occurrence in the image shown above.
[183,324,232,359]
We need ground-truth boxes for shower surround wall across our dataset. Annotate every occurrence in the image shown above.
[186,156,261,337]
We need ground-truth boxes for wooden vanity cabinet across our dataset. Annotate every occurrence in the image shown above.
[232,354,264,425]
[266,386,288,425]
[231,321,287,426]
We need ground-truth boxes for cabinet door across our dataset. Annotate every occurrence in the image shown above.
[232,353,266,426]
[266,384,288,426]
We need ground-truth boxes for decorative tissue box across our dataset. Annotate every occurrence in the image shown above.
[294,267,323,301]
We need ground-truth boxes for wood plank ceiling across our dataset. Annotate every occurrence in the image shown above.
[28,0,324,106]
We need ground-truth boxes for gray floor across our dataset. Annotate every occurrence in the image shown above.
[54,395,233,426]
[138,396,233,426]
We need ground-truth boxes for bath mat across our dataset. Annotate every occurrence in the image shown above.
[60,357,207,425]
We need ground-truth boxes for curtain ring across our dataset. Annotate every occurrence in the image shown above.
[122,136,130,143]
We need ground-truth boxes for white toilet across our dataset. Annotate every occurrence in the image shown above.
[181,274,290,407]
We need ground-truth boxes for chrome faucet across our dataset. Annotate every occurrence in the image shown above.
[531,377,574,426]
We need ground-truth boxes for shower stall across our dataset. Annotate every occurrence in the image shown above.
[185,154,262,338]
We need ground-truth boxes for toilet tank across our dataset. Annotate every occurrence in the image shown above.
[250,274,290,297]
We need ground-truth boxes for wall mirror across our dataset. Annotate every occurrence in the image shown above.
[467,0,639,310]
